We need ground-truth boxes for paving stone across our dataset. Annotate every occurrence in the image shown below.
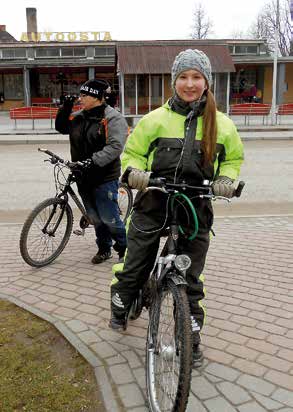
[187,394,208,411]
[258,353,292,372]
[204,363,240,382]
[203,372,222,383]
[66,319,88,333]
[237,401,267,412]
[91,341,118,358]
[133,367,146,390]
[19,294,40,304]
[232,358,268,377]
[246,338,279,355]
[34,301,58,312]
[117,383,145,409]
[236,374,275,396]
[190,376,218,400]
[218,331,248,345]
[109,363,135,385]
[78,330,101,345]
[75,312,99,325]
[121,350,142,368]
[226,343,259,361]
[204,348,235,365]
[204,396,237,411]
[216,381,251,405]
[252,392,285,410]
[105,354,127,366]
[265,370,293,391]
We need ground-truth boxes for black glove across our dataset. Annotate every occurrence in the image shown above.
[212,176,235,198]
[63,95,77,110]
[79,158,93,170]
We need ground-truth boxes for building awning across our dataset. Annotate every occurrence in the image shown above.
[117,42,235,74]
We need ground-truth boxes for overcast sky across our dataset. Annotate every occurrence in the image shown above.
[3,0,272,41]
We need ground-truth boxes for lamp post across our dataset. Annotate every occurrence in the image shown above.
[271,0,279,125]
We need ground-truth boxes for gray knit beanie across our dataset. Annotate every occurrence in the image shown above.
[171,49,212,88]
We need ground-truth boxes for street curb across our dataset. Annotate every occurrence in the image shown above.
[0,292,121,412]
[0,139,68,145]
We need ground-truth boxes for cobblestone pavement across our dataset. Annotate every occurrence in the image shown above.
[1,215,293,411]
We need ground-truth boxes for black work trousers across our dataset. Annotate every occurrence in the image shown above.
[111,203,210,330]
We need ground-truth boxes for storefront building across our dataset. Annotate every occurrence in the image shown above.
[0,19,292,122]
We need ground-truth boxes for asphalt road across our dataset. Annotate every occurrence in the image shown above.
[0,140,293,223]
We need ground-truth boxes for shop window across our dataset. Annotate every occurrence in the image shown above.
[61,47,86,57]
[1,49,27,59]
[151,75,162,110]
[94,47,115,57]
[228,45,234,54]
[124,74,136,115]
[35,48,60,58]
[164,74,172,101]
[138,75,149,115]
[234,45,258,55]
[3,74,24,99]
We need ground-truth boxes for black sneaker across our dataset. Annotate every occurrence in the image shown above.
[109,314,127,331]
[193,344,203,368]
[91,250,112,264]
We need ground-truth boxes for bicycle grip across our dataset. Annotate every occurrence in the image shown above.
[234,181,245,198]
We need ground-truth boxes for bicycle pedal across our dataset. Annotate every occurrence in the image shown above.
[73,228,85,236]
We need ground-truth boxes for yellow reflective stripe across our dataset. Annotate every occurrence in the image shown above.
[199,273,205,283]
[110,275,119,286]
[112,262,124,274]
[199,300,207,324]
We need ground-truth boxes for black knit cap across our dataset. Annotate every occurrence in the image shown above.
[80,79,110,99]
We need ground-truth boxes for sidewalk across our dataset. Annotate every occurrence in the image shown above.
[1,216,293,411]
[1,112,293,142]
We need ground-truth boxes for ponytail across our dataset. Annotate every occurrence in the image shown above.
[201,90,217,165]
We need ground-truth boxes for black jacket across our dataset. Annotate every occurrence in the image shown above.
[55,104,128,188]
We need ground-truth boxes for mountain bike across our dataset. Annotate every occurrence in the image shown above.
[19,148,133,268]
[126,176,245,412]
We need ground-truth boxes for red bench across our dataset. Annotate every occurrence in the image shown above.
[10,106,59,129]
[9,105,81,129]
[229,103,271,125]
[277,103,293,124]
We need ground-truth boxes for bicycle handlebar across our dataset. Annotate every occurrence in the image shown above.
[147,177,245,199]
[38,148,83,170]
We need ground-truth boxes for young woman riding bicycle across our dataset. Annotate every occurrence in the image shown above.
[109,49,244,367]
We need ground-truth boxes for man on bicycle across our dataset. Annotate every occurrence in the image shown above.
[109,49,244,367]
[55,79,128,264]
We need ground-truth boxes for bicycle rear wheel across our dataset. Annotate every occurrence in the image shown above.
[20,198,73,267]
[118,183,133,223]
[146,280,192,412]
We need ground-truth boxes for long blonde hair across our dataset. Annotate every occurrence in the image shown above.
[201,89,217,165]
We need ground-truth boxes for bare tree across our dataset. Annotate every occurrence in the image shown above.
[190,2,213,39]
[249,0,291,56]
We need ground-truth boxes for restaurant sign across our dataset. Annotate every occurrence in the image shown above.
[20,31,112,42]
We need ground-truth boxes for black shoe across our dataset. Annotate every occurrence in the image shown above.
[193,344,203,368]
[91,250,112,264]
[109,314,127,331]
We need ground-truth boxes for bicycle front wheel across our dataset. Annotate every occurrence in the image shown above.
[20,198,73,267]
[146,280,192,412]
[118,183,133,223]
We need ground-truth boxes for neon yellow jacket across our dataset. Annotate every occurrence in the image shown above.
[122,102,244,182]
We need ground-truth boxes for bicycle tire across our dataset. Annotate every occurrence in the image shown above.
[146,280,192,412]
[20,198,73,267]
[118,182,133,223]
